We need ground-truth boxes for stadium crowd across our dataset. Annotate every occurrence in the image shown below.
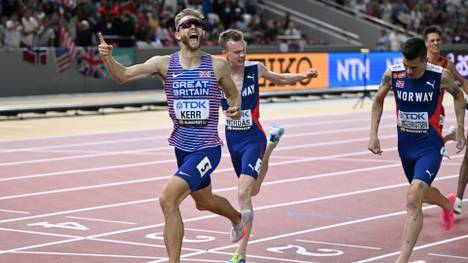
[0,0,307,49]
[342,0,467,45]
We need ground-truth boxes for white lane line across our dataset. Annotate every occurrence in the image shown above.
[8,250,162,260]
[0,209,30,214]
[296,239,382,250]
[209,250,314,263]
[427,253,468,260]
[0,227,78,238]
[184,227,230,235]
[0,146,170,167]
[0,135,166,154]
[65,216,136,225]
[354,234,468,263]
[0,133,397,182]
[87,174,457,240]
[153,177,461,261]
[0,238,88,255]
[0,148,399,201]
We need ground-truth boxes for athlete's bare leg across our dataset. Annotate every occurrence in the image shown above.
[396,180,427,263]
[234,175,256,258]
[423,186,450,209]
[191,184,241,225]
[159,176,192,263]
[253,141,279,196]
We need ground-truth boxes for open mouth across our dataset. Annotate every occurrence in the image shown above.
[189,32,199,41]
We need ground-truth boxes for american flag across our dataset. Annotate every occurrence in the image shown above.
[77,47,107,79]
[54,26,76,73]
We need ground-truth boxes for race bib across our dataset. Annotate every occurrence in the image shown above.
[398,110,429,133]
[225,110,252,131]
[174,99,209,127]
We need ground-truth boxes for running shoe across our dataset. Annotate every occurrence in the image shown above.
[441,193,456,230]
[230,209,253,242]
[268,125,285,143]
[227,252,246,263]
[454,197,462,215]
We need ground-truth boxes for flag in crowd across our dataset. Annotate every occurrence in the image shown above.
[54,26,77,73]
[77,47,107,79]
[23,47,48,65]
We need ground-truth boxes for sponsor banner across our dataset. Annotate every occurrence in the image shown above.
[328,52,402,88]
[246,53,329,91]
[443,51,468,80]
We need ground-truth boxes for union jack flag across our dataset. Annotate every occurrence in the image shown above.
[395,80,405,89]
[77,47,107,79]
[23,47,48,65]
[199,71,211,78]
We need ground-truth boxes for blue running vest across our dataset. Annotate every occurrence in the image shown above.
[391,63,445,138]
[221,62,263,132]
[164,52,222,152]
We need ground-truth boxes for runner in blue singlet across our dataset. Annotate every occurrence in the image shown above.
[219,29,318,263]
[98,9,253,262]
[368,37,465,263]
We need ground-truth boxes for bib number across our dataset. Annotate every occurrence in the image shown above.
[174,99,209,127]
[398,111,429,133]
[225,110,252,130]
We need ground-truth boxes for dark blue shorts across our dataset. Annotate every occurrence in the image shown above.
[226,126,267,179]
[174,146,221,192]
[398,133,443,186]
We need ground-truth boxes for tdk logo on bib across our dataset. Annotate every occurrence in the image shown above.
[174,99,210,127]
[398,110,429,132]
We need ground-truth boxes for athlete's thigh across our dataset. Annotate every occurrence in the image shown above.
[398,147,415,183]
[174,146,221,192]
[413,147,443,186]
[240,141,266,179]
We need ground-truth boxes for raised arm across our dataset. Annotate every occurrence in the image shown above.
[368,69,392,155]
[213,57,241,119]
[442,69,466,152]
[258,62,318,85]
[98,32,169,84]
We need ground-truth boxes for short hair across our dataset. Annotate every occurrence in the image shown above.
[423,25,442,40]
[174,8,204,30]
[401,37,427,61]
[219,29,244,50]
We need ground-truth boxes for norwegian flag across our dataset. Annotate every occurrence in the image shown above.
[54,26,77,73]
[77,47,107,79]
[395,80,405,89]
[199,71,211,78]
[23,47,48,65]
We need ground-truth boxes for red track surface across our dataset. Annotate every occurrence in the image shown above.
[0,109,467,263]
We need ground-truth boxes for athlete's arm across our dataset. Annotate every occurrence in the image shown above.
[368,69,392,155]
[213,57,241,119]
[98,32,169,84]
[258,63,318,85]
[447,61,468,94]
[442,69,466,151]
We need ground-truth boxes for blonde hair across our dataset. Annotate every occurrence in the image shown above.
[219,29,244,50]
[174,8,204,30]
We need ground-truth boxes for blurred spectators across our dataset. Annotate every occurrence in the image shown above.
[0,0,316,49]
[345,0,467,44]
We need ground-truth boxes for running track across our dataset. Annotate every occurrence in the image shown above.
[0,105,467,263]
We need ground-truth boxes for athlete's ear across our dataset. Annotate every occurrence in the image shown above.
[174,30,182,41]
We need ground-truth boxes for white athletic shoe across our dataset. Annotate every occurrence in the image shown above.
[454,197,462,215]
[268,125,285,143]
[230,209,253,242]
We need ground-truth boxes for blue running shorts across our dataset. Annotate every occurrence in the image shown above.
[174,146,221,192]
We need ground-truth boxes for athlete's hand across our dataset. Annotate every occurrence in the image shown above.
[368,137,383,155]
[98,32,113,60]
[226,106,241,120]
[455,128,466,153]
[306,68,318,78]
